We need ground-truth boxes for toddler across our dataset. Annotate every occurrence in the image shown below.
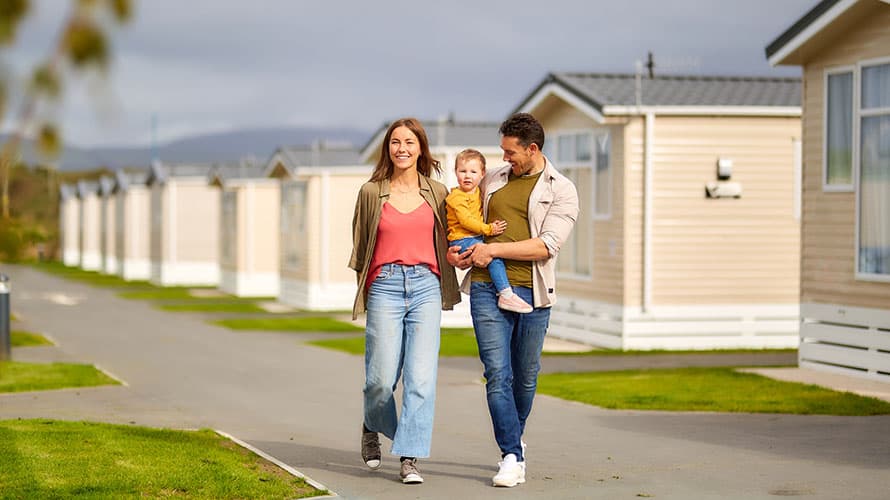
[445,149,533,314]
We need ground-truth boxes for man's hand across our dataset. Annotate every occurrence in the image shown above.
[447,245,473,270]
[469,242,495,268]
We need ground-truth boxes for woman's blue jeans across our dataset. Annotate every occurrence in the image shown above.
[470,281,549,461]
[364,263,442,458]
[450,235,511,293]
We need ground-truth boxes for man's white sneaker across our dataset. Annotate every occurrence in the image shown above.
[521,441,527,462]
[492,453,526,487]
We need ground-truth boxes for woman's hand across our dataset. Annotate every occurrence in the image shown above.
[447,245,473,270]
[490,220,507,236]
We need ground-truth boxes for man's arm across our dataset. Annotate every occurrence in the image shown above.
[469,239,548,268]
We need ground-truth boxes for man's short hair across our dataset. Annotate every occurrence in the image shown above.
[499,113,545,150]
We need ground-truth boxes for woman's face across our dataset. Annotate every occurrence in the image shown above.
[389,126,421,173]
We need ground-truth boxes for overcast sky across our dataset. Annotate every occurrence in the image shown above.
[3,0,816,148]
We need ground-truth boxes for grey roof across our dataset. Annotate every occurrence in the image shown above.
[360,119,501,160]
[76,179,99,198]
[515,73,801,115]
[207,160,266,184]
[765,0,842,59]
[59,183,78,200]
[112,169,149,193]
[99,176,115,196]
[276,143,363,168]
[146,161,216,185]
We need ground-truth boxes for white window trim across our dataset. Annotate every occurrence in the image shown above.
[550,128,604,282]
[822,65,855,192]
[853,56,890,283]
[593,132,613,221]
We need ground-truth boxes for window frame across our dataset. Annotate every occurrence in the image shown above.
[548,128,612,281]
[822,65,856,192]
[853,56,890,282]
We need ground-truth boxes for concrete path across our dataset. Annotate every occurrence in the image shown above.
[2,264,890,499]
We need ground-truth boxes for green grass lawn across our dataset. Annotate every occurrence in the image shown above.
[118,288,200,300]
[159,302,269,313]
[537,367,890,415]
[310,329,479,356]
[0,362,119,393]
[32,262,152,289]
[10,331,54,347]
[213,316,363,332]
[0,420,323,499]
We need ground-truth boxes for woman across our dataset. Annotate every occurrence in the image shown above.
[349,117,460,484]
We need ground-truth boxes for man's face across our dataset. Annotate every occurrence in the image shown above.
[500,136,535,176]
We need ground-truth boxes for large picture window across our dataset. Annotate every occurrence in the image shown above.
[824,69,854,189]
[857,61,890,279]
[549,129,611,278]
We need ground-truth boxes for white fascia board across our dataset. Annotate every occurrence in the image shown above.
[360,128,388,163]
[768,0,858,66]
[519,82,606,124]
[603,105,801,117]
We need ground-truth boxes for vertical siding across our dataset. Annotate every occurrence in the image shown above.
[175,182,220,263]
[251,183,280,275]
[650,116,801,305]
[536,96,626,305]
[624,116,646,307]
[801,5,890,309]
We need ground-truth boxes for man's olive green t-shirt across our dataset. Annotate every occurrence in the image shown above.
[471,171,542,287]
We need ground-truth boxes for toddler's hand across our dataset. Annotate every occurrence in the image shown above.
[490,220,507,236]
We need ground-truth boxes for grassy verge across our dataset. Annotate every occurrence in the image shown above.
[118,288,199,300]
[213,317,363,332]
[0,420,323,499]
[544,348,797,357]
[0,362,119,393]
[31,262,152,289]
[537,367,890,415]
[310,329,478,356]
[159,302,269,313]
[10,331,54,347]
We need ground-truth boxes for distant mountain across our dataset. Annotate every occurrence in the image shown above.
[7,126,372,171]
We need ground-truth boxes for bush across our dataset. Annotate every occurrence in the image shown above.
[0,218,48,262]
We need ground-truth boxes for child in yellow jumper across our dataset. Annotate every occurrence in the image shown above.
[445,149,533,313]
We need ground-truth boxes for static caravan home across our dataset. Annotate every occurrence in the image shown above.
[767,0,890,381]
[98,176,118,275]
[360,118,505,187]
[77,180,102,271]
[208,162,281,297]
[266,144,369,311]
[514,72,802,350]
[112,169,151,281]
[59,183,80,266]
[146,162,220,286]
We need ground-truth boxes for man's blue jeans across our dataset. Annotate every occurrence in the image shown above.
[450,236,510,293]
[364,263,442,458]
[469,281,550,461]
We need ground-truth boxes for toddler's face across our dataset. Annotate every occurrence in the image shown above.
[455,158,485,192]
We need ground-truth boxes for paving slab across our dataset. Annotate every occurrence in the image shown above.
[2,264,890,499]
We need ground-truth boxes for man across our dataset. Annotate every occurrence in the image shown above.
[448,112,579,487]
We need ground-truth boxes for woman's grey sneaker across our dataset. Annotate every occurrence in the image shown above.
[361,426,381,469]
[400,458,423,484]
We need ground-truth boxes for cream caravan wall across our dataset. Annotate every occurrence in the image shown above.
[61,196,80,266]
[249,183,280,275]
[101,193,117,274]
[115,187,151,280]
[173,182,220,264]
[534,95,627,306]
[800,7,890,310]
[150,185,165,265]
[80,193,101,270]
[648,115,801,306]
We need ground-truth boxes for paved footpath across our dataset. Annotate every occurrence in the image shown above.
[2,264,890,499]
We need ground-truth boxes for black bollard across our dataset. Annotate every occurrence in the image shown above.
[0,274,9,361]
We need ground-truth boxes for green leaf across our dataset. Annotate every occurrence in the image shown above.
[31,65,61,98]
[36,124,61,159]
[0,0,30,45]
[63,20,108,69]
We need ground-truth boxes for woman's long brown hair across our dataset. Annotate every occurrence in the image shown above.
[369,117,441,182]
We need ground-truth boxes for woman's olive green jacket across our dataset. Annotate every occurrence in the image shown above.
[348,175,461,319]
